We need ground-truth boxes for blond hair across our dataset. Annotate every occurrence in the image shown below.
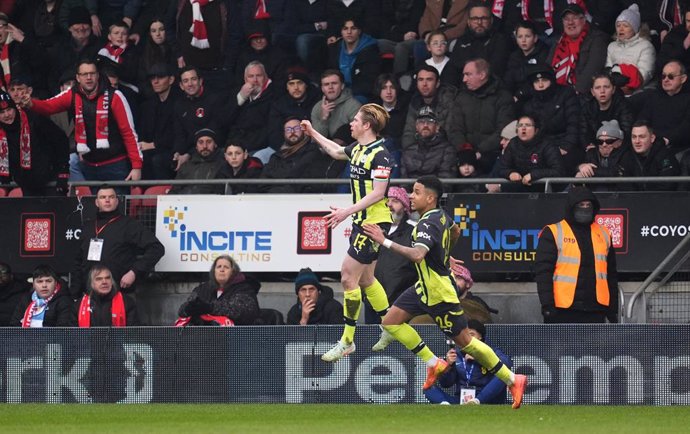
[358,103,390,135]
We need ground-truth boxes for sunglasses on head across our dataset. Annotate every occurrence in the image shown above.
[596,138,618,145]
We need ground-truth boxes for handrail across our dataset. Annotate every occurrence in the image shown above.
[625,231,690,319]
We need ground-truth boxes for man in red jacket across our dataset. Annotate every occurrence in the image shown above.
[19,59,141,189]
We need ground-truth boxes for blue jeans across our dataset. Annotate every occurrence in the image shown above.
[79,159,131,195]
[295,33,327,74]
[69,153,85,182]
[424,386,460,404]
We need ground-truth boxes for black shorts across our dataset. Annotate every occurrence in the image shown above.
[347,223,391,264]
[394,286,468,338]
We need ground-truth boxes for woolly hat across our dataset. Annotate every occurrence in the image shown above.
[596,120,624,141]
[467,319,486,339]
[616,4,641,34]
[451,262,474,289]
[457,149,478,167]
[295,268,320,293]
[194,128,218,143]
[285,67,310,85]
[387,187,410,214]
[501,120,518,140]
[67,7,91,27]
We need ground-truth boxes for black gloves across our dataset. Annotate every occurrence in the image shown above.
[185,298,213,316]
[56,173,70,196]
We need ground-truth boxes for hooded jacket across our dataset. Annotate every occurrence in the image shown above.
[522,81,581,154]
[170,147,226,195]
[286,284,343,325]
[329,34,381,100]
[535,187,619,317]
[311,87,362,138]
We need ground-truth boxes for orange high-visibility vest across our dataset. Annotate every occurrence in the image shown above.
[545,220,611,308]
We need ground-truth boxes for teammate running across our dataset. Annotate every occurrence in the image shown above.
[362,175,528,408]
[301,103,394,362]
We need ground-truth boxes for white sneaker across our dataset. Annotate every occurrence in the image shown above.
[440,401,451,405]
[321,341,355,362]
[372,327,395,352]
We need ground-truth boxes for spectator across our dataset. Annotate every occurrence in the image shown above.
[418,0,469,44]
[138,63,179,181]
[260,116,332,194]
[177,255,261,326]
[605,4,655,95]
[401,106,456,179]
[522,64,582,175]
[456,58,515,170]
[325,0,384,42]
[227,61,275,157]
[657,7,690,74]
[290,0,329,75]
[0,90,69,196]
[548,4,608,94]
[364,186,417,324]
[11,265,74,327]
[172,66,226,171]
[629,121,680,191]
[377,0,425,75]
[451,262,495,324]
[21,59,142,188]
[424,319,512,405]
[402,65,460,149]
[77,263,139,327]
[71,185,165,298]
[454,146,486,193]
[87,0,142,33]
[448,2,510,77]
[170,128,226,195]
[268,67,322,149]
[424,30,461,88]
[503,20,550,100]
[50,71,81,182]
[52,7,100,94]
[310,69,361,142]
[235,20,290,86]
[0,13,51,97]
[372,72,410,172]
[485,119,518,194]
[328,17,380,103]
[575,120,636,190]
[0,262,30,326]
[498,114,564,192]
[579,73,634,150]
[216,141,264,195]
[535,186,619,323]
[100,60,140,123]
[287,267,343,325]
[97,21,139,89]
[636,60,690,153]
[137,17,176,96]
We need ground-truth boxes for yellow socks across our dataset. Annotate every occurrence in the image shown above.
[363,279,390,319]
[462,336,514,385]
[383,324,435,363]
[341,288,362,344]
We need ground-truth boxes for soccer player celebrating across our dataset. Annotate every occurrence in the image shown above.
[301,104,394,362]
[362,176,528,408]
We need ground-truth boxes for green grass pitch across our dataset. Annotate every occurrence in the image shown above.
[1,404,688,434]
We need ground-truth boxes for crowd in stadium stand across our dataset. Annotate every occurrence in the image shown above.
[0,0,689,194]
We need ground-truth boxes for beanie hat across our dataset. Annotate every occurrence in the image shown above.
[451,262,473,289]
[295,268,320,293]
[467,319,486,339]
[285,67,310,85]
[67,7,91,27]
[387,187,410,214]
[457,147,477,167]
[194,128,218,144]
[596,120,624,141]
[501,120,518,141]
[616,4,641,34]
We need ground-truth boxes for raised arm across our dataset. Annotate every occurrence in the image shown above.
[301,119,349,161]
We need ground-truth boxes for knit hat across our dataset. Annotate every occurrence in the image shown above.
[467,319,486,339]
[387,187,410,214]
[526,63,555,82]
[67,7,91,27]
[501,120,518,140]
[457,149,478,167]
[451,262,473,289]
[616,4,641,34]
[194,128,217,143]
[295,268,320,293]
[285,67,310,85]
[596,120,624,141]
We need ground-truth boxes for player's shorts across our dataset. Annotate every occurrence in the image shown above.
[347,223,391,264]
[393,286,468,338]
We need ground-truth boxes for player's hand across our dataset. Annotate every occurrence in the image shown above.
[120,270,136,288]
[362,223,385,244]
[446,348,457,364]
[325,206,349,228]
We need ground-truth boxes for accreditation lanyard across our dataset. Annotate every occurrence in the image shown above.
[88,216,120,261]
[459,357,475,387]
[95,216,120,237]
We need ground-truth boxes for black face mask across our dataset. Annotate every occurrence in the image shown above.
[573,207,594,225]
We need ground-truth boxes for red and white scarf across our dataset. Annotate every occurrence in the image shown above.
[254,0,270,19]
[74,89,110,154]
[492,0,588,29]
[97,42,127,64]
[0,108,31,176]
[174,314,235,327]
[21,283,61,328]
[189,0,214,49]
[0,34,11,90]
[551,22,589,87]
[78,292,127,327]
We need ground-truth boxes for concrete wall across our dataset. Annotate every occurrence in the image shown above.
[136,280,647,325]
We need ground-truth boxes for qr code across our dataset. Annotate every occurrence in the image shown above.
[596,214,624,249]
[25,218,51,252]
[302,217,328,249]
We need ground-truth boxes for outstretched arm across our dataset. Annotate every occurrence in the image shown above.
[363,223,429,264]
[301,120,349,161]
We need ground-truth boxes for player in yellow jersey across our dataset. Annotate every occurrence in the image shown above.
[363,176,528,408]
[301,104,395,362]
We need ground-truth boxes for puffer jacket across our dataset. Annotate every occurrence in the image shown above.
[401,131,457,178]
[178,273,261,325]
[523,84,581,153]
[498,134,564,181]
[606,33,656,86]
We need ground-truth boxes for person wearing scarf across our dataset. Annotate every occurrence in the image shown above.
[11,265,74,327]
[177,255,261,326]
[78,263,139,327]
[547,3,608,94]
[0,90,69,196]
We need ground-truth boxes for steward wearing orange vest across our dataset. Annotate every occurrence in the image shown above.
[77,263,139,327]
[535,187,618,323]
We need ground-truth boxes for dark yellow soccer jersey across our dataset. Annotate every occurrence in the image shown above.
[344,138,393,225]
[412,208,459,306]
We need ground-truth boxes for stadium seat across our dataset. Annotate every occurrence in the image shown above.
[8,187,22,197]
[0,188,6,197]
[257,308,284,325]
[142,185,172,206]
[72,186,92,197]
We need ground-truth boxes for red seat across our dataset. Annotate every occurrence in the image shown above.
[380,53,395,60]
[130,186,144,195]
[72,186,92,197]
[8,187,22,197]
[141,185,171,206]
[0,188,7,197]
